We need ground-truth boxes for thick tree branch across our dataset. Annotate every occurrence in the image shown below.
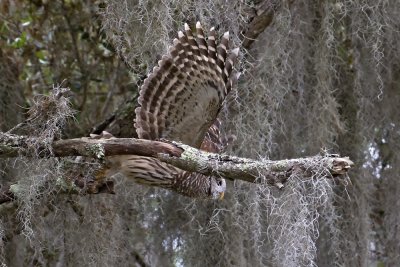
[160,144,353,185]
[0,131,353,205]
[0,132,182,158]
[0,132,353,185]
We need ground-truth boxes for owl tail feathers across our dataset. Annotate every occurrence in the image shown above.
[88,132,178,189]
[106,155,225,199]
[111,155,179,188]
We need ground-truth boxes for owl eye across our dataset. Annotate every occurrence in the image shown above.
[216,179,223,186]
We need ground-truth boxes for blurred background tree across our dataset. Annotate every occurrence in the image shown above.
[0,0,399,266]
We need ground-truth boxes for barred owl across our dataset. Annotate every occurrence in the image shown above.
[108,22,238,199]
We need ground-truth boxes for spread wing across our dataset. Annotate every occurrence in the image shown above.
[134,22,239,148]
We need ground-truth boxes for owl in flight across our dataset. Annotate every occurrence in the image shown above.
[108,22,238,199]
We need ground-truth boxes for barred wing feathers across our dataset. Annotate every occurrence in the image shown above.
[115,22,238,198]
[135,22,239,148]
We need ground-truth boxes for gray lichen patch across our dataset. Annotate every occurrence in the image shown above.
[55,176,79,192]
[273,160,290,172]
[85,143,105,160]
[9,184,23,199]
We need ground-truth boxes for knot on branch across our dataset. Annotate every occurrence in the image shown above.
[329,156,354,175]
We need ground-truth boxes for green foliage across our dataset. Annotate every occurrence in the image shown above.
[10,31,27,48]
[0,0,133,136]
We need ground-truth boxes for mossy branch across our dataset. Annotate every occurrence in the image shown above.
[0,132,354,187]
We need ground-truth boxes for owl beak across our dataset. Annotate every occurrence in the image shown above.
[219,192,224,200]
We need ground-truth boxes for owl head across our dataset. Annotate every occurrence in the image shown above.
[210,177,226,200]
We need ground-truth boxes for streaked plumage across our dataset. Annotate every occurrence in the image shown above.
[111,22,238,199]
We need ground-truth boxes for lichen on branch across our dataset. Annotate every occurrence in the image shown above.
[0,132,354,187]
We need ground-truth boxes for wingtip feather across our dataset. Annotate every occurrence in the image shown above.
[184,23,190,31]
